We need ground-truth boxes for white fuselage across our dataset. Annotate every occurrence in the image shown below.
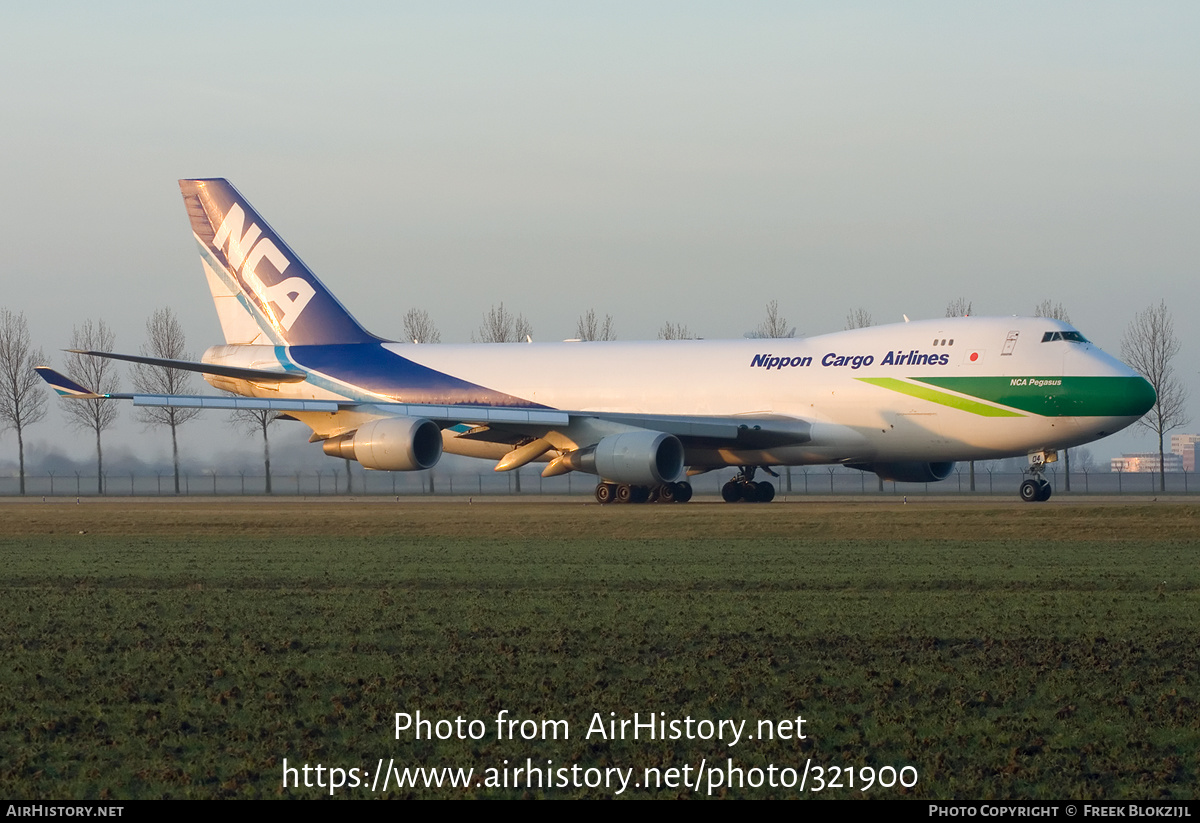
[206,315,1148,470]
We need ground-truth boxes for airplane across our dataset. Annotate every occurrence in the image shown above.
[37,178,1156,504]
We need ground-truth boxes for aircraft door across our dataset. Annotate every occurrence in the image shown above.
[884,407,947,456]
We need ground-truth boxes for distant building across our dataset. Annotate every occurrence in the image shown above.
[1170,434,1200,472]
[1111,453,1184,473]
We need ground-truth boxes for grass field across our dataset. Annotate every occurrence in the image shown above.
[1,498,1197,799]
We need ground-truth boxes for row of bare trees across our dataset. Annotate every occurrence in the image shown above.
[0,309,279,495]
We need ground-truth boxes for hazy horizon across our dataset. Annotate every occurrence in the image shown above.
[3,3,1197,475]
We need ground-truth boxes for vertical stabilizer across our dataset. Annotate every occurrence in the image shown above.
[179,179,378,346]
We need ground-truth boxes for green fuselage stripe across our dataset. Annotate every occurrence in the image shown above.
[856,378,1024,417]
[911,375,1155,418]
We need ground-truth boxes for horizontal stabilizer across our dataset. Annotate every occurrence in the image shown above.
[67,350,307,383]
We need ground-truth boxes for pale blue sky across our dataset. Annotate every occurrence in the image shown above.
[3,2,1198,468]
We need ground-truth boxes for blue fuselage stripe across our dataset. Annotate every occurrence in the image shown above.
[286,344,547,408]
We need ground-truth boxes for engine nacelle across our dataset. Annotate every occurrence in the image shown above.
[589,431,685,485]
[323,417,443,471]
[865,461,955,483]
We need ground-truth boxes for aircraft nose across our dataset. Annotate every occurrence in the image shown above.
[1063,345,1156,419]
[1126,374,1156,417]
[1086,372,1155,419]
[1058,374,1155,418]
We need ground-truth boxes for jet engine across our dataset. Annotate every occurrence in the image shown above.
[322,417,443,471]
[558,431,685,485]
[862,461,955,483]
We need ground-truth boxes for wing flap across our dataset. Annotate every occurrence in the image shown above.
[131,394,339,411]
[364,403,570,426]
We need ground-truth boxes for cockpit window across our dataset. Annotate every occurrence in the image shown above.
[1041,331,1089,343]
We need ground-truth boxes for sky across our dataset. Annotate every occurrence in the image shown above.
[2,1,1198,474]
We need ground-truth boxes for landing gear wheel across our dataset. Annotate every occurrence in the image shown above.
[616,484,633,504]
[1036,480,1052,502]
[595,483,616,504]
[630,485,650,504]
[1019,479,1039,503]
[658,483,677,504]
[674,481,693,503]
[722,467,777,503]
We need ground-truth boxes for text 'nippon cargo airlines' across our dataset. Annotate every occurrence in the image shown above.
[38,179,1155,504]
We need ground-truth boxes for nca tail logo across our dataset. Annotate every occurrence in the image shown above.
[211,204,315,332]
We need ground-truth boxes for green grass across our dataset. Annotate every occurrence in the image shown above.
[1,504,1198,798]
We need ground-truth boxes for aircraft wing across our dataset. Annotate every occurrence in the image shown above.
[36,366,809,448]
[122,396,810,448]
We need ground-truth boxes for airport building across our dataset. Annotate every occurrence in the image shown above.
[1170,434,1200,472]
[1110,452,1184,473]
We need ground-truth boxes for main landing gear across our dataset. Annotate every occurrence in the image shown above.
[721,466,776,503]
[594,481,694,504]
[1019,451,1055,502]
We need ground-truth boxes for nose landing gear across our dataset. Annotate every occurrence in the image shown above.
[1019,477,1052,502]
[1019,451,1056,502]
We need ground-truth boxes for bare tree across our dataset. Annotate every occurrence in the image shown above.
[755,300,795,339]
[131,308,201,494]
[658,321,693,340]
[1034,300,1070,323]
[64,320,120,494]
[945,298,974,317]
[576,309,616,341]
[514,314,533,343]
[1034,300,1074,489]
[1073,447,1095,473]
[0,310,48,494]
[1122,301,1189,492]
[473,303,533,343]
[403,308,441,344]
[231,407,280,493]
[844,308,873,330]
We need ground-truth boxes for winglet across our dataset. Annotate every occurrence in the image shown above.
[35,367,106,399]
